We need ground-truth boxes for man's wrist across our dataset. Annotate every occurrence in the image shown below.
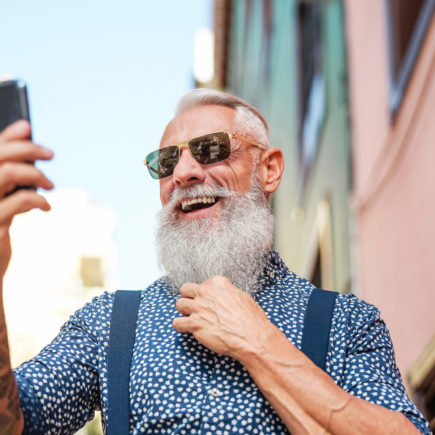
[234,320,295,370]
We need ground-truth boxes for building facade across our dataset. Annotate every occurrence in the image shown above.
[346,0,435,426]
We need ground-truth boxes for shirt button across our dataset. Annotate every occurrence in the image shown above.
[269,271,275,279]
[209,388,222,397]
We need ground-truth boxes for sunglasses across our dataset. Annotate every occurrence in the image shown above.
[144,131,266,179]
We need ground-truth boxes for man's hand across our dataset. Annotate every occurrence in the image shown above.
[0,120,53,434]
[0,120,54,278]
[173,276,275,360]
[173,277,421,434]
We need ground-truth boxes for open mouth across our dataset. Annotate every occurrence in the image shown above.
[180,196,218,213]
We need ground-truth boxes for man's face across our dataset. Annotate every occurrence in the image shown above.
[159,104,259,221]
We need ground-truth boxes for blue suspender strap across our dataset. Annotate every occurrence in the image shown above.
[301,288,338,371]
[107,290,142,435]
[106,287,334,432]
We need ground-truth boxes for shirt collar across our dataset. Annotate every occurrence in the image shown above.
[161,249,290,296]
[258,250,289,287]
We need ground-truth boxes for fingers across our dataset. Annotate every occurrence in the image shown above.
[0,189,51,225]
[174,297,196,334]
[179,277,237,301]
[0,162,54,197]
[173,316,193,334]
[0,141,53,163]
[180,282,200,298]
[176,297,195,315]
[0,120,32,143]
[0,120,54,198]
[0,122,54,164]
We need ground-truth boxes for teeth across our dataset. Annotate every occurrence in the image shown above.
[181,196,216,211]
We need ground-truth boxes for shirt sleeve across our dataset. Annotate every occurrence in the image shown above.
[337,295,431,434]
[13,292,113,434]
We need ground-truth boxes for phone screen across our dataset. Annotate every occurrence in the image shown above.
[0,79,31,136]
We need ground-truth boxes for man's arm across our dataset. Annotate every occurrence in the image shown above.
[240,316,418,434]
[0,120,53,434]
[14,294,105,433]
[0,286,24,435]
[173,276,424,434]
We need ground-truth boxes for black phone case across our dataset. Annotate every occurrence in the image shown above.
[0,79,31,137]
[0,79,35,193]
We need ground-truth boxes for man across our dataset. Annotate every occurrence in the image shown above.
[0,89,430,434]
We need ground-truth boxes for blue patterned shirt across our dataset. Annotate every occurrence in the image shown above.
[14,251,430,434]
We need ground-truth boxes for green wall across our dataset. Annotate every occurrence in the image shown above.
[225,0,352,291]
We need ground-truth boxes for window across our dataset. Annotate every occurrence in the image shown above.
[305,200,334,291]
[386,0,435,115]
[310,249,322,289]
[80,256,104,287]
[297,2,326,193]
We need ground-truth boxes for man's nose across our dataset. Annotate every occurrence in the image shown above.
[172,147,206,186]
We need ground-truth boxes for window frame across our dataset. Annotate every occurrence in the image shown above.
[296,1,326,197]
[385,0,435,117]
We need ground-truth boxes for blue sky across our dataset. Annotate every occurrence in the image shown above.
[1,0,212,288]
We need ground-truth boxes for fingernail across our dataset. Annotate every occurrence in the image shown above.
[42,148,54,157]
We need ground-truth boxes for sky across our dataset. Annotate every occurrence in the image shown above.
[1,0,212,289]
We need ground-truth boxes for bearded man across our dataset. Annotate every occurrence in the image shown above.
[0,89,430,434]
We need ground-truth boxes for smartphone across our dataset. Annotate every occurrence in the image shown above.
[0,79,34,192]
[0,79,32,137]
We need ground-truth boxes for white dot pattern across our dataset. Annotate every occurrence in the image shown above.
[14,251,430,434]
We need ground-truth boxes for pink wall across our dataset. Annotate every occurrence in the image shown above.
[346,1,435,376]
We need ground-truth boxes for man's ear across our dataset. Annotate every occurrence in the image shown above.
[260,147,284,194]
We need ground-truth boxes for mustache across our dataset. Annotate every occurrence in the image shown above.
[164,184,235,210]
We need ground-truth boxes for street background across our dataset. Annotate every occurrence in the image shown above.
[1,0,435,433]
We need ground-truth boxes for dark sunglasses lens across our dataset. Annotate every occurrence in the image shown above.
[146,146,179,179]
[189,132,231,165]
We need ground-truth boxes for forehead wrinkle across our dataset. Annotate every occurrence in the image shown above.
[160,105,237,148]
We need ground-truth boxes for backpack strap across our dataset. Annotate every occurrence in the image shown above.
[107,290,142,435]
[301,288,338,371]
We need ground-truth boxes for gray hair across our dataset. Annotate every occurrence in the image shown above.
[175,88,269,149]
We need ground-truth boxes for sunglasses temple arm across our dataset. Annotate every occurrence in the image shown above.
[232,134,267,150]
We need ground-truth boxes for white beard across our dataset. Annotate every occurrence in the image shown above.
[156,178,274,295]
